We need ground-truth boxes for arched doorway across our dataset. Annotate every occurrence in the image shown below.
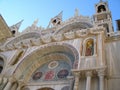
[38,87,54,90]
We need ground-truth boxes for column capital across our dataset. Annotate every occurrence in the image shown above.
[73,72,81,77]
[86,71,92,77]
[97,68,106,76]
[67,76,74,80]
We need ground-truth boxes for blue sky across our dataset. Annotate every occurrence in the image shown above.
[0,0,120,31]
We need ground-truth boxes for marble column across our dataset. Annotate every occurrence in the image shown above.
[86,71,92,90]
[97,69,105,90]
[4,76,16,90]
[73,72,80,90]
[67,76,74,90]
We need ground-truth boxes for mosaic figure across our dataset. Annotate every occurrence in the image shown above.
[33,72,42,80]
[45,71,54,80]
[85,39,94,56]
[57,69,69,79]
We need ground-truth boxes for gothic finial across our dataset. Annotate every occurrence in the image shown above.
[100,0,103,2]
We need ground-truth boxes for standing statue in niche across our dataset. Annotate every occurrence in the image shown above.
[85,40,94,56]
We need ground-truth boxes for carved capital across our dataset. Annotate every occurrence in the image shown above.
[86,71,92,77]
[97,68,106,76]
[67,76,74,81]
[73,72,80,77]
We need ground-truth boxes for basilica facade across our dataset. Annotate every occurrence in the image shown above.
[0,0,120,90]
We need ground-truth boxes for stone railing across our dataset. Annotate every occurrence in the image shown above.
[94,19,111,25]
[78,55,98,70]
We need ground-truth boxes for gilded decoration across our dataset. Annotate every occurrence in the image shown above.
[85,39,94,56]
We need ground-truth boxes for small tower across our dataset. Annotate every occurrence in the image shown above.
[47,11,63,28]
[10,20,23,36]
[93,0,114,34]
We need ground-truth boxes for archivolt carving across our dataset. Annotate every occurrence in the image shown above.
[54,22,93,35]
[4,32,41,48]
[13,43,79,82]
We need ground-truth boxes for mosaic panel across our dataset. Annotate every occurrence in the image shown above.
[31,60,71,82]
[32,72,42,80]
[57,69,69,79]
[45,70,55,80]
[85,39,94,56]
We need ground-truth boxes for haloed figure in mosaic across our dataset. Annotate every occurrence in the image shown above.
[85,39,94,56]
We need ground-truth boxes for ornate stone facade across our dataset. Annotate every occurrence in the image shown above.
[0,1,120,90]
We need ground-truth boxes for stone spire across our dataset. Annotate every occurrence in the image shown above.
[47,11,63,28]
[54,11,63,20]
[10,20,23,31]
